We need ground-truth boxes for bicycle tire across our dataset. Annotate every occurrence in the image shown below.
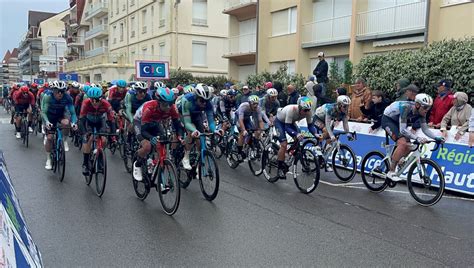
[293,149,320,194]
[331,144,356,182]
[225,136,240,169]
[95,150,107,197]
[360,151,389,193]
[248,140,264,176]
[198,150,219,201]
[133,164,150,200]
[156,159,180,215]
[85,156,93,185]
[262,142,280,183]
[58,141,66,182]
[118,132,126,159]
[407,158,445,206]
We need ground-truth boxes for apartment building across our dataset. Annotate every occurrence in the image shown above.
[225,0,472,82]
[63,0,88,63]
[1,49,21,85]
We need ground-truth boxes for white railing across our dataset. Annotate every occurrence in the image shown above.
[302,15,351,45]
[224,0,257,11]
[84,1,108,20]
[357,1,427,37]
[65,53,171,72]
[85,46,108,58]
[67,36,84,46]
[225,33,256,55]
[85,24,108,39]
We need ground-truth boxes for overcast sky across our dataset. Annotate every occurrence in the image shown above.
[0,0,69,57]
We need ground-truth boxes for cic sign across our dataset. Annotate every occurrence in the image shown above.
[135,60,170,80]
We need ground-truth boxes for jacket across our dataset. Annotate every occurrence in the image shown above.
[287,91,300,105]
[349,87,372,120]
[360,99,390,130]
[440,92,472,135]
[429,91,454,125]
[313,60,328,83]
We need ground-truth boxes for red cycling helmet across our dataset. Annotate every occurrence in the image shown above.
[264,82,273,89]
[177,85,184,92]
[44,82,49,88]
[31,83,38,88]
[20,86,29,93]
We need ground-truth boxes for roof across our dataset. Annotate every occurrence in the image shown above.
[2,50,11,63]
[28,10,57,29]
[10,48,19,58]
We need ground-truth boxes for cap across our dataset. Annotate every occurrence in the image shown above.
[438,79,452,88]
[243,86,249,89]
[318,52,324,57]
[404,84,419,93]
[336,87,347,95]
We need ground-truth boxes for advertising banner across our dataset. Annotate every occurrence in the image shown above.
[58,73,78,82]
[135,61,170,80]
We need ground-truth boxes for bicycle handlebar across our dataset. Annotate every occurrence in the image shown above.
[334,131,357,141]
[412,140,444,152]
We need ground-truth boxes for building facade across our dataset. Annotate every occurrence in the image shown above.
[1,49,21,85]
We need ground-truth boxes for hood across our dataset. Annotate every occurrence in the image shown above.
[454,91,468,107]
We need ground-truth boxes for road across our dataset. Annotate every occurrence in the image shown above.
[0,110,473,267]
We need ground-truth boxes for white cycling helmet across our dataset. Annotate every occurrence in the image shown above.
[171,87,179,95]
[154,81,165,88]
[266,88,278,97]
[415,93,433,107]
[337,95,351,106]
[195,83,212,100]
[51,80,67,90]
[71,81,80,88]
[133,81,148,90]
[220,89,228,96]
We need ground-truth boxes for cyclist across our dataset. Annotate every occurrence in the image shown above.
[218,88,238,121]
[107,79,128,113]
[13,85,35,138]
[74,84,90,116]
[381,93,445,181]
[178,83,222,170]
[275,97,319,178]
[29,83,39,97]
[171,87,180,100]
[175,85,194,105]
[132,87,183,181]
[148,81,165,100]
[101,82,109,98]
[79,87,116,176]
[260,88,280,127]
[42,80,78,169]
[235,95,265,159]
[68,81,81,104]
[124,81,151,126]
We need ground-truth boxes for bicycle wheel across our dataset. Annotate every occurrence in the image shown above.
[174,147,192,189]
[407,159,445,206]
[58,141,66,182]
[293,149,320,194]
[211,136,224,159]
[360,151,389,192]
[226,136,240,169]
[118,131,126,159]
[85,156,94,185]
[95,150,107,197]
[198,150,219,201]
[331,144,356,182]
[248,140,264,176]
[156,159,180,215]
[262,142,280,183]
[122,136,133,173]
[133,164,150,200]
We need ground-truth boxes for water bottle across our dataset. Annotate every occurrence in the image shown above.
[147,158,153,174]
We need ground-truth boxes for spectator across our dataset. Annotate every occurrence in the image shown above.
[395,78,411,101]
[254,85,266,98]
[312,52,328,96]
[313,84,330,106]
[360,90,390,133]
[335,87,347,96]
[287,84,300,105]
[274,81,287,107]
[349,78,372,121]
[402,84,419,101]
[237,85,252,105]
[264,81,273,90]
[429,79,454,128]
[440,92,472,141]
[469,110,474,147]
[305,77,317,112]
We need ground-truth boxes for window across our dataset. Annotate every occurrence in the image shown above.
[130,0,135,6]
[130,16,136,37]
[271,7,297,36]
[270,60,295,74]
[159,42,165,57]
[311,55,348,78]
[142,9,147,33]
[192,0,207,26]
[159,1,165,27]
[115,0,119,14]
[142,47,147,57]
[120,23,124,41]
[151,45,154,55]
[113,25,117,43]
[192,41,207,66]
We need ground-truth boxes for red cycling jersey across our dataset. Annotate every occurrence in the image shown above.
[108,86,128,101]
[13,90,35,106]
[80,98,114,122]
[141,100,180,124]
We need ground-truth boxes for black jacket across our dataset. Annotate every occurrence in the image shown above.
[313,60,328,83]
[287,91,300,105]
[278,91,288,107]
[360,99,390,130]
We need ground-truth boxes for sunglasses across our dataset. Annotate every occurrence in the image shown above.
[420,105,431,110]
[159,101,171,108]
[55,90,65,94]
[302,109,311,112]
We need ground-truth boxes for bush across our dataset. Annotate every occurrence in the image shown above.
[355,38,474,99]
[343,60,353,85]
[167,69,229,89]
[246,65,306,94]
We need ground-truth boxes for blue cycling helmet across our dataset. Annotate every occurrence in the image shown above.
[116,79,127,88]
[227,89,237,96]
[155,87,175,103]
[82,85,91,93]
[88,87,103,99]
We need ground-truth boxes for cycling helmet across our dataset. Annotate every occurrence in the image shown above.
[116,79,127,88]
[337,95,351,106]
[44,82,49,88]
[31,83,38,88]
[298,96,313,110]
[183,85,194,94]
[177,85,184,92]
[264,82,273,89]
[415,93,433,106]
[154,81,165,89]
[71,81,80,88]
[90,83,97,88]
[20,86,29,93]
[51,80,67,90]
[133,81,148,90]
[266,88,278,97]
[224,82,232,88]
[82,85,91,93]
[248,95,260,104]
[227,89,237,96]
[87,87,102,99]
[171,87,179,95]
[220,89,228,96]
[195,83,212,100]
[155,87,174,103]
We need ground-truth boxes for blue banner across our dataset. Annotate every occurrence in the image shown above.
[135,61,170,79]
[58,73,79,82]
[33,79,44,85]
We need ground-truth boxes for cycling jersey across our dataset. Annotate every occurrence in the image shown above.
[314,103,349,139]
[235,102,266,130]
[218,97,238,119]
[107,85,128,112]
[179,93,216,133]
[79,99,114,123]
[68,88,80,103]
[13,90,35,106]
[139,100,182,140]
[382,101,436,141]
[124,90,151,122]
[276,104,317,142]
[260,95,280,117]
[41,91,77,125]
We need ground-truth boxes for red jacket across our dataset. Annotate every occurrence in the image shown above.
[429,91,454,125]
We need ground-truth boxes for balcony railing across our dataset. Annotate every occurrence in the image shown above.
[224,0,257,11]
[357,1,427,38]
[84,1,108,21]
[225,33,256,55]
[301,15,351,46]
[65,53,171,72]
[85,24,108,40]
[67,36,84,46]
[85,46,108,58]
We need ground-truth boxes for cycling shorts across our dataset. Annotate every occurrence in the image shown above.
[381,115,409,142]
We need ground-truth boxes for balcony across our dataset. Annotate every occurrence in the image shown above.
[223,33,256,63]
[223,0,257,20]
[85,24,108,40]
[302,15,351,48]
[83,1,108,21]
[67,36,84,47]
[85,46,108,58]
[357,1,427,40]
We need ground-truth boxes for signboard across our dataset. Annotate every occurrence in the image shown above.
[58,73,79,82]
[297,120,474,196]
[135,60,170,80]
[33,79,44,85]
